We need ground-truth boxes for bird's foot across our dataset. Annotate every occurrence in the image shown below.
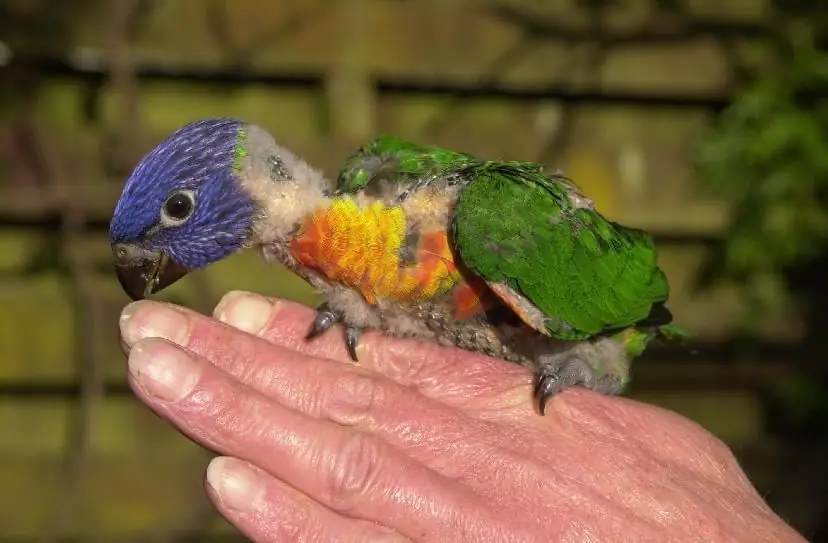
[533,356,591,416]
[306,302,339,339]
[305,302,362,362]
[533,355,625,415]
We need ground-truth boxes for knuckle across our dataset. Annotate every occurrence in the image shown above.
[205,387,267,440]
[325,432,385,512]
[276,504,324,543]
[184,378,233,418]
[391,348,431,384]
[322,370,386,426]
[375,337,433,384]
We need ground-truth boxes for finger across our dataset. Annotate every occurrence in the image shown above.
[213,292,358,364]
[212,291,534,406]
[119,299,527,474]
[119,293,532,408]
[205,456,409,543]
[126,337,504,541]
[117,299,584,483]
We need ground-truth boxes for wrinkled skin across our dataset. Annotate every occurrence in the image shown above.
[118,292,805,543]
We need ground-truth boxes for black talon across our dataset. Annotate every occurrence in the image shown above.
[306,302,339,340]
[534,373,560,416]
[344,327,360,362]
[532,356,594,416]
[305,303,364,361]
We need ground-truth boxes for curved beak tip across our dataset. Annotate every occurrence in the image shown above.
[114,252,190,301]
[114,264,149,301]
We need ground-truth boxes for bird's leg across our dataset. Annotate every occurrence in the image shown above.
[533,355,597,416]
[533,353,627,415]
[305,302,362,362]
[594,374,624,395]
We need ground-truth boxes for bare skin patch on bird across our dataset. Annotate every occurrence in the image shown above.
[400,185,453,230]
[267,154,291,181]
[289,197,493,318]
[398,229,421,267]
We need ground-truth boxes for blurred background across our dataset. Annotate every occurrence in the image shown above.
[0,0,825,541]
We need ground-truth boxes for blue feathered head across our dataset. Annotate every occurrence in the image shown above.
[109,117,259,300]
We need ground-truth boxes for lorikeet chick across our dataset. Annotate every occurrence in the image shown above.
[109,117,680,414]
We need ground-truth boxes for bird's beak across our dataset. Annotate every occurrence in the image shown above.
[113,244,190,301]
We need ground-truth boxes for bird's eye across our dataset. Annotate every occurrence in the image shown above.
[161,190,195,225]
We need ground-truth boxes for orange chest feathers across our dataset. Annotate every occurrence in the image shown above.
[288,198,492,319]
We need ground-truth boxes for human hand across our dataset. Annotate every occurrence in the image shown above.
[118,291,806,543]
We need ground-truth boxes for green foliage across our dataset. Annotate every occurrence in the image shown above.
[696,25,828,326]
[696,21,828,444]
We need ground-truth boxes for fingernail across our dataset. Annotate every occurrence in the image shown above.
[120,301,189,346]
[215,291,274,335]
[128,340,199,401]
[207,457,265,511]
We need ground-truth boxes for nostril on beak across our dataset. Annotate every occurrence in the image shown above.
[113,243,138,265]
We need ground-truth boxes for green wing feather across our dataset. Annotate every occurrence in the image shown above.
[452,161,671,341]
[337,135,478,193]
[336,136,672,341]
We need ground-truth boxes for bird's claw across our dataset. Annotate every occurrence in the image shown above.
[344,327,360,362]
[305,302,363,362]
[305,303,339,340]
[533,356,593,416]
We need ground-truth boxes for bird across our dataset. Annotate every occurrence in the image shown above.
[109,117,683,414]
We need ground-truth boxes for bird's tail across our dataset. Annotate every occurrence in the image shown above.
[654,324,691,343]
[615,324,691,359]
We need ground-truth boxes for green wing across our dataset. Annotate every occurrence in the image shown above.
[336,135,479,193]
[452,162,671,341]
